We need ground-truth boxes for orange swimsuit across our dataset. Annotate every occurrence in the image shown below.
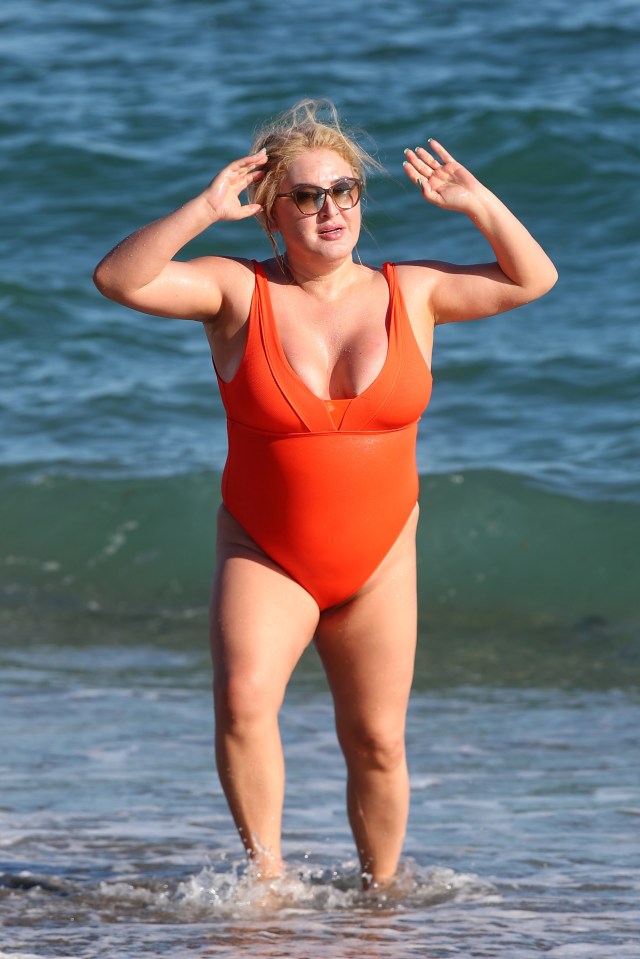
[215,261,433,610]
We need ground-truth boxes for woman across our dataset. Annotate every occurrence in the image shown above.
[94,100,557,888]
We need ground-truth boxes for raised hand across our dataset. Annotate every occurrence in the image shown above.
[200,149,268,222]
[402,140,484,214]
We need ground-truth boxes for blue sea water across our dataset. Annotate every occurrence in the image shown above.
[1,0,639,956]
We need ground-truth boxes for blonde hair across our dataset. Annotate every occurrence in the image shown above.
[248,99,382,256]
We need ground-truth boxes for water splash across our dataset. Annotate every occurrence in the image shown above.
[92,859,499,921]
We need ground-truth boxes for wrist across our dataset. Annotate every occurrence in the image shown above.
[464,186,502,227]
[193,192,222,227]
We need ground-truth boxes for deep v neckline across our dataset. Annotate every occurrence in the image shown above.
[255,263,395,432]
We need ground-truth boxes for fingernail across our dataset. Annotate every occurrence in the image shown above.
[403,148,410,155]
[427,137,433,143]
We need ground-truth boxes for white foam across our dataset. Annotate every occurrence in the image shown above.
[0,954,76,959]
[93,859,498,922]
[547,946,640,958]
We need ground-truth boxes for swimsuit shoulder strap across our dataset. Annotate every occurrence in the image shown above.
[250,259,282,358]
[381,261,430,371]
[381,262,403,326]
[216,261,272,395]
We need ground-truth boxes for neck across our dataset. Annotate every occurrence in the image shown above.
[283,253,361,298]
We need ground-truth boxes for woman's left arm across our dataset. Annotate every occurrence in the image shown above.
[402,140,558,324]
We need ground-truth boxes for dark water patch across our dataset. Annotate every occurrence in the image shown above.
[1,469,637,687]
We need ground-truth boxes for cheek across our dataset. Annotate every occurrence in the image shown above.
[277,215,312,242]
[344,207,362,233]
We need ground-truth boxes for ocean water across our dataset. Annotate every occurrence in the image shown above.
[1,0,639,956]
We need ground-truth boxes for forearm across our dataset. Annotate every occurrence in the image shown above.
[404,141,558,308]
[93,193,217,297]
[467,186,558,296]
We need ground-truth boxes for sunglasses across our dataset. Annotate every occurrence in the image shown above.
[275,177,363,216]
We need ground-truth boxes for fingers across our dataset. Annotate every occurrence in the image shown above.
[218,149,268,186]
[403,138,454,172]
[238,152,268,193]
[425,139,454,163]
[402,138,459,205]
[402,156,425,190]
[235,147,268,169]
[240,148,269,174]
[236,202,264,221]
[402,146,439,195]
[412,145,440,171]
[203,150,267,221]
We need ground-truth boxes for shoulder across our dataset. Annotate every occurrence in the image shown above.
[374,263,437,363]
[253,256,291,287]
[386,261,445,321]
[194,256,255,333]
[180,254,256,300]
[393,260,447,288]
[204,254,256,289]
[192,256,254,316]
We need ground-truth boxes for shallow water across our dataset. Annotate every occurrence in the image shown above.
[2,639,639,958]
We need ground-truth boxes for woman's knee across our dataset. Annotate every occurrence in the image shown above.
[339,722,407,773]
[213,670,280,731]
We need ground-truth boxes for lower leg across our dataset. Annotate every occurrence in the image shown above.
[344,740,410,886]
[215,707,286,876]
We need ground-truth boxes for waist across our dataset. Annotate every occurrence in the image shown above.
[224,419,420,475]
[222,420,420,530]
[220,421,421,607]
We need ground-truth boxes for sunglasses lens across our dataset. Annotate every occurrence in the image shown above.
[293,189,325,214]
[332,179,361,210]
[287,179,362,214]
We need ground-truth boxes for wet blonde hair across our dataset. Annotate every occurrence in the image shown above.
[248,98,382,256]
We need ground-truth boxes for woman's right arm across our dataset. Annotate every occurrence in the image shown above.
[93,150,267,322]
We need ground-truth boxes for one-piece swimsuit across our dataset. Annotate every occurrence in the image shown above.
[215,261,433,611]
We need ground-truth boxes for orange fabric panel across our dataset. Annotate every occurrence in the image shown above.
[216,262,432,610]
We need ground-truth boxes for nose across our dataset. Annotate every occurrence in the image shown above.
[318,191,340,216]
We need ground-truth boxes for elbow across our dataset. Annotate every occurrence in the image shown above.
[544,259,559,292]
[528,261,559,302]
[539,262,559,298]
[93,260,109,296]
[93,260,119,301]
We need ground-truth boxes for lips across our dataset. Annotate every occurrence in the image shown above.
[318,225,344,239]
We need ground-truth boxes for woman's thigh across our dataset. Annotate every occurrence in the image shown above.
[314,505,419,736]
[210,506,320,709]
